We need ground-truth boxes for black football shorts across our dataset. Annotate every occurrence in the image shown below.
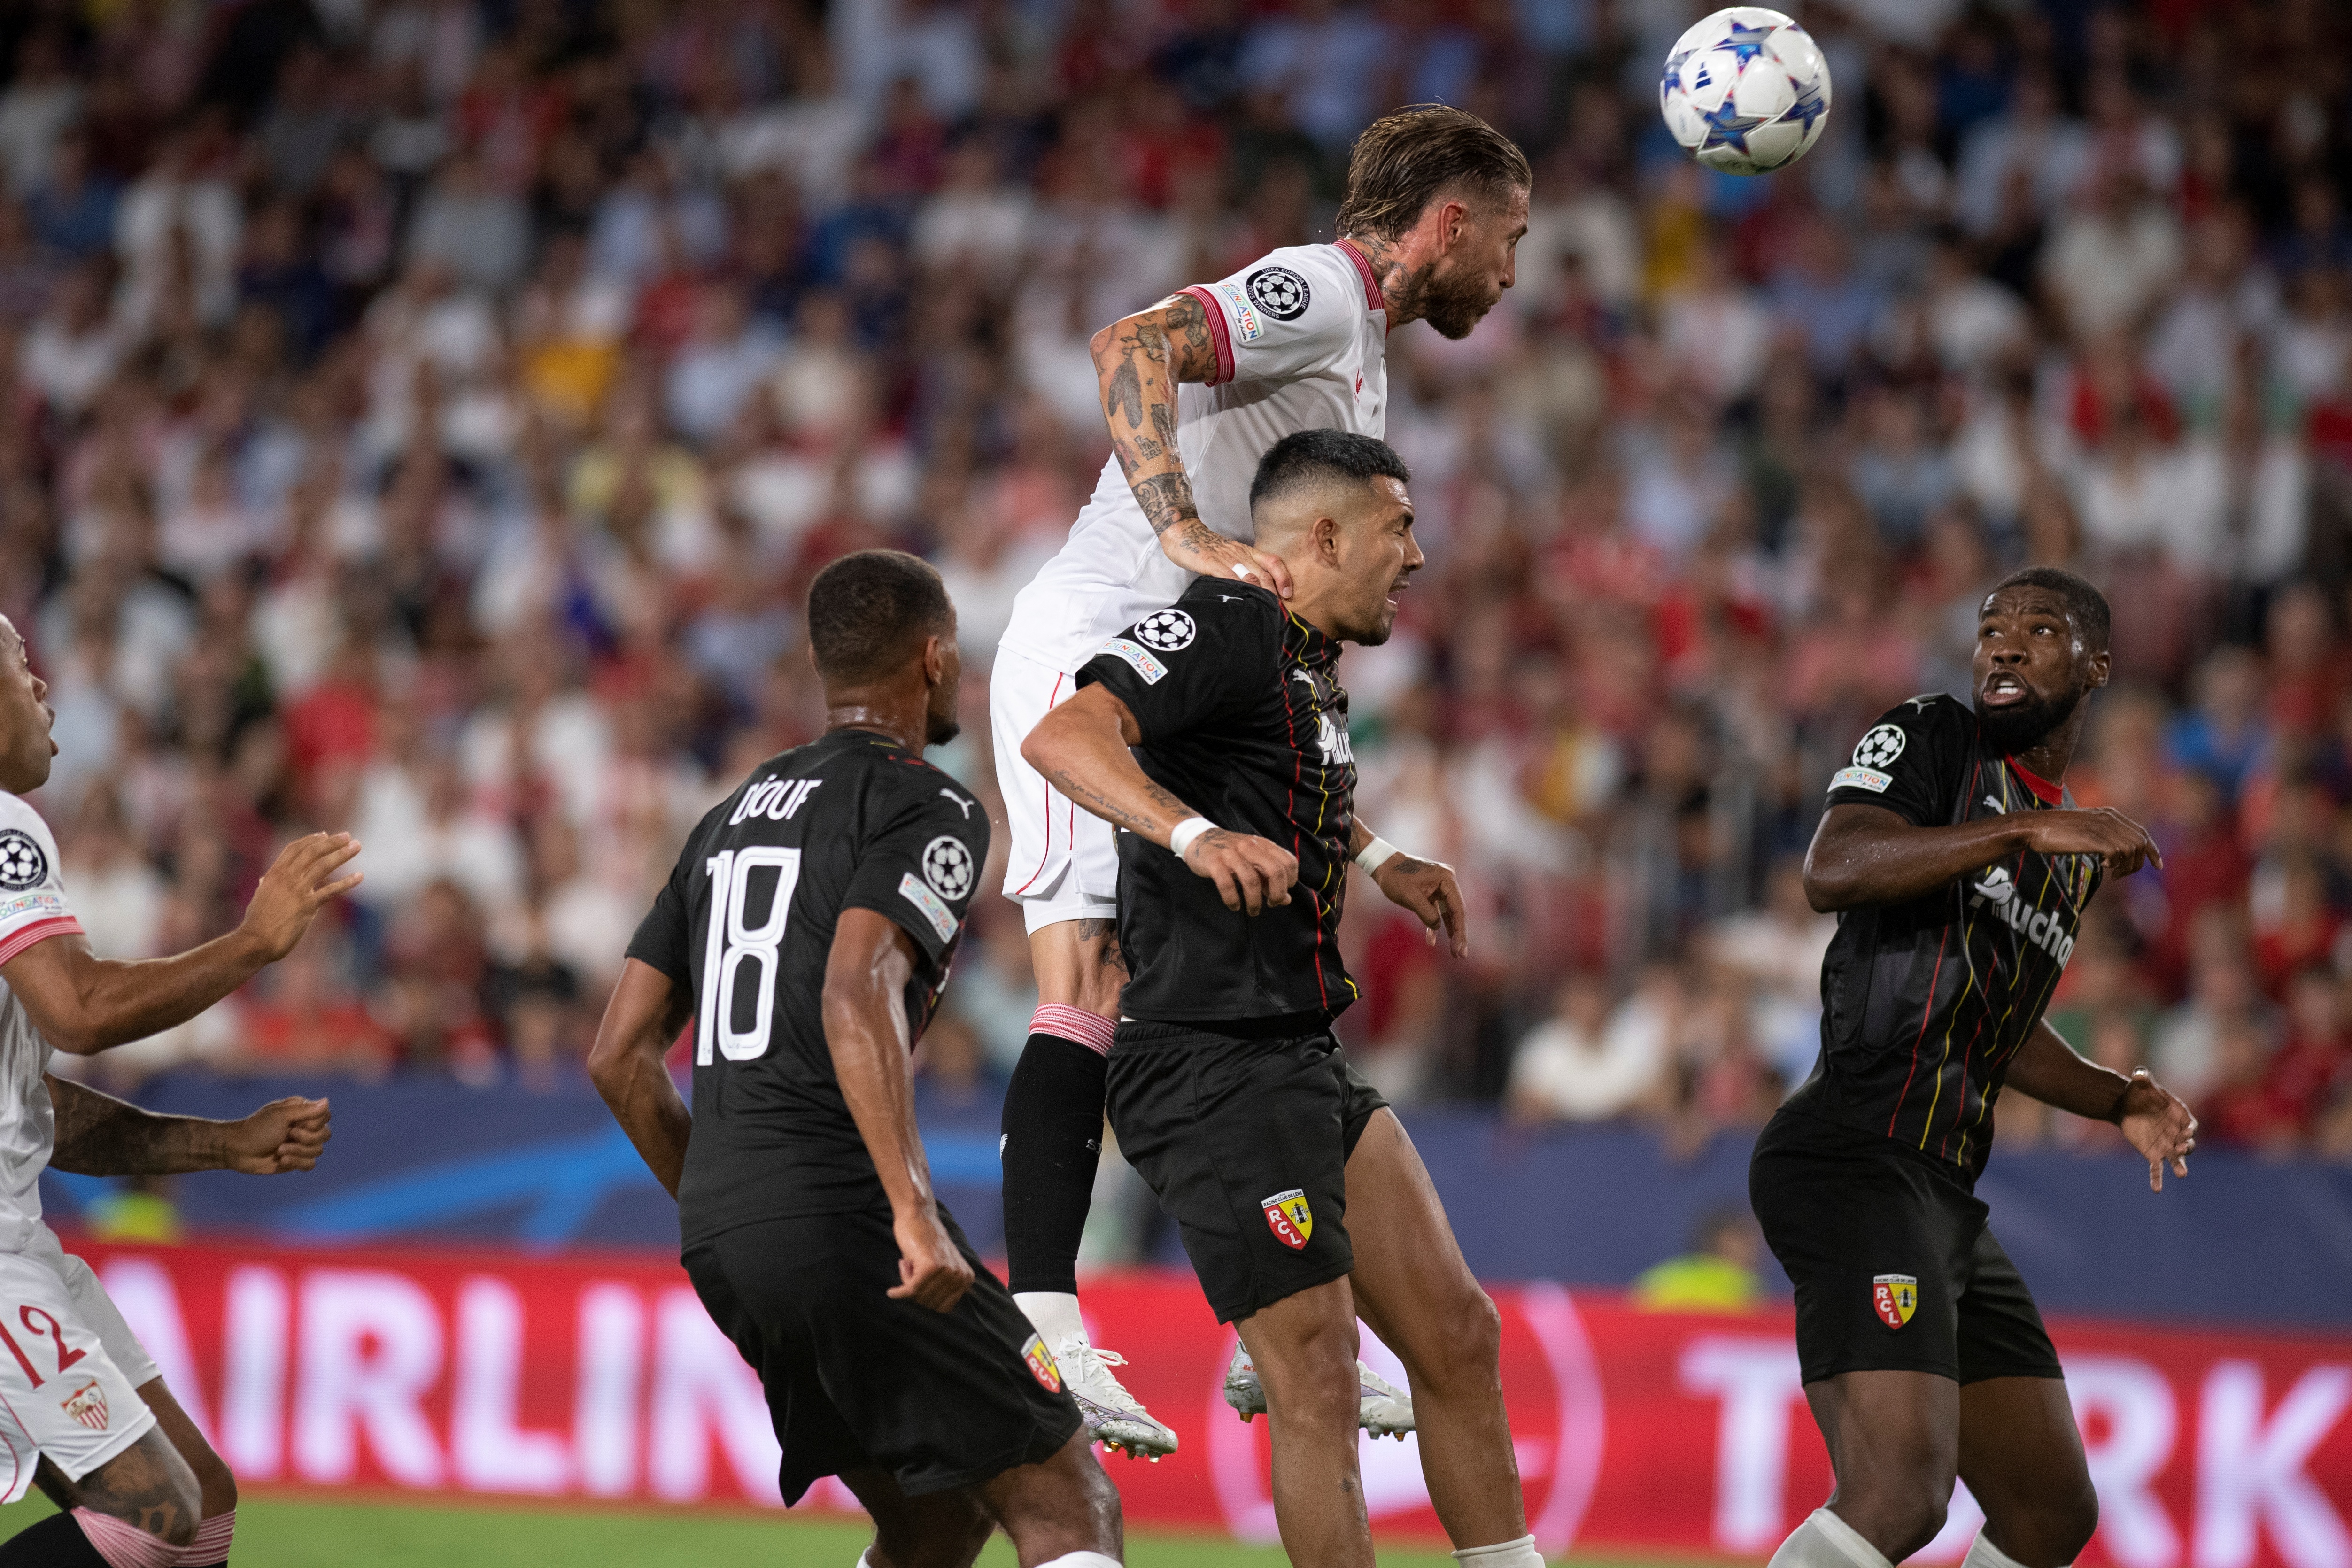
[681,1205,1081,1504]
[1749,1109,2064,1386]
[1106,1017,1390,1324]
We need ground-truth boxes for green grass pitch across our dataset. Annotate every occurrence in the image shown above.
[0,1489,1718,1567]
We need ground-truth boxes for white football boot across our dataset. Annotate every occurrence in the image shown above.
[1058,1337,1179,1459]
[1222,1342,1416,1438]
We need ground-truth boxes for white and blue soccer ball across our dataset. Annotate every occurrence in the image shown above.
[1659,8,1833,176]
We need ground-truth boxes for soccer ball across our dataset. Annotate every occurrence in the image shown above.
[1659,8,1833,177]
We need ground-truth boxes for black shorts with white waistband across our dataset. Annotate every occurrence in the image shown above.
[1106,1016,1389,1325]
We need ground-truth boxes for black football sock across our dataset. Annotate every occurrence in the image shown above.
[1000,1029,1112,1296]
[0,1511,111,1566]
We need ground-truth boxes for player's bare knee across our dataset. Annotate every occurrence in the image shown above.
[1408,1285,1501,1394]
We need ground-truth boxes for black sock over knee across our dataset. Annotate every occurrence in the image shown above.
[1000,1031,1111,1296]
[0,1511,111,1566]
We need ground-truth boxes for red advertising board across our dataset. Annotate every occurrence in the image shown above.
[62,1240,2352,1565]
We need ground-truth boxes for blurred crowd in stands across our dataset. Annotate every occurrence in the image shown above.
[3,0,2350,1162]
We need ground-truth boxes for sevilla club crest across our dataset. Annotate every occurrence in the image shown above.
[1263,1189,1313,1250]
[1872,1274,1918,1329]
[1020,1334,1063,1394]
[59,1378,107,1431]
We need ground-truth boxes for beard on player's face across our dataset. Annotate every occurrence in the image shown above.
[925,704,960,747]
[1974,679,2083,755]
[1418,258,1498,340]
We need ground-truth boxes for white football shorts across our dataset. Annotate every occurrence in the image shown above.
[990,647,1120,933]
[0,1226,160,1501]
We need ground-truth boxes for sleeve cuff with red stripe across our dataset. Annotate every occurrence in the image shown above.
[1180,285,1235,386]
[0,916,82,969]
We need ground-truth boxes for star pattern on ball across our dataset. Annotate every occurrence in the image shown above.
[1721,21,1774,64]
[1787,77,1828,134]
[1699,95,1768,154]
[1662,47,1694,94]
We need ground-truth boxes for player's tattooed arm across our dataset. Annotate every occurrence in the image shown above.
[2007,1020,2197,1191]
[588,959,696,1198]
[1089,292,1294,597]
[44,1074,331,1176]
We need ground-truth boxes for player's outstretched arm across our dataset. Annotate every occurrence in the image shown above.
[3,832,363,1056]
[1349,815,1468,958]
[2004,1020,2197,1190]
[1804,803,2161,912]
[823,908,972,1313]
[1090,292,1293,599]
[45,1074,331,1175]
[1023,686,1298,914]
[588,958,694,1198]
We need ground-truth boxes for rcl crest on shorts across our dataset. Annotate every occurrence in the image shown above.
[59,1378,107,1431]
[1262,1189,1313,1250]
[1020,1333,1063,1393]
[1872,1274,1918,1329]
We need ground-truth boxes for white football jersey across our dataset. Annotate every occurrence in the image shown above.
[0,793,81,1253]
[998,241,1390,672]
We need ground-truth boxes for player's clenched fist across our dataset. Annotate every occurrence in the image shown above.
[239,832,364,962]
[889,1206,975,1313]
[223,1096,332,1174]
[1183,829,1298,914]
[2022,807,2163,877]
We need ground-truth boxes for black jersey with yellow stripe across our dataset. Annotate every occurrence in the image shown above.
[1076,578,1359,1025]
[1787,693,2103,1186]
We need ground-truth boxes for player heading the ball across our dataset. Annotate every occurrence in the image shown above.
[990,100,1530,1460]
[1022,431,1538,1568]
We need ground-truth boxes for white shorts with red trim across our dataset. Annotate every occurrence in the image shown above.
[990,647,1119,934]
[0,1226,160,1501]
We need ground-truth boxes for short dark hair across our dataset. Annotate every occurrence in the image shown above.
[1249,429,1412,514]
[806,550,953,685]
[1336,104,1532,243]
[1988,565,2110,651]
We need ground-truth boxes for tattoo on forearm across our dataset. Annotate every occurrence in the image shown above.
[1106,357,1143,432]
[46,1078,207,1176]
[1132,474,1199,538]
[1044,766,1197,840]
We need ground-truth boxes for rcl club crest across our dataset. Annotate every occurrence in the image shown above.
[1262,1189,1313,1250]
[1873,1274,1919,1329]
[59,1378,107,1431]
[1020,1334,1063,1394]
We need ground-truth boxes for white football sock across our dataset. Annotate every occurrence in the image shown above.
[1014,1291,1089,1352]
[1965,1532,2053,1568]
[1454,1533,1545,1567]
[1036,1554,1122,1568]
[1769,1509,1897,1568]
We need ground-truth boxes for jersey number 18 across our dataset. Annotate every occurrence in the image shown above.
[698,847,802,1065]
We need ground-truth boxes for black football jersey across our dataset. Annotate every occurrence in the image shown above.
[1076,579,1358,1024]
[626,728,989,1246]
[1790,694,2103,1185]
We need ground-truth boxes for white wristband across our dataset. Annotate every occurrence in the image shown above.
[1356,836,1400,873]
[1168,817,1217,858]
